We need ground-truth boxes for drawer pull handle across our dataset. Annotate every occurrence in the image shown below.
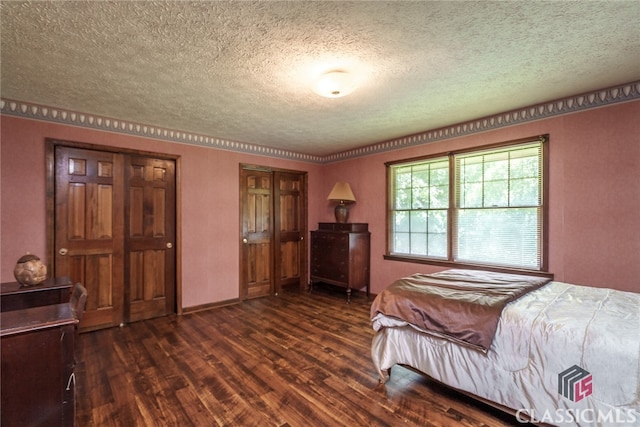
[66,372,75,391]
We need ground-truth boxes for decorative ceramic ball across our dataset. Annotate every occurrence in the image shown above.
[13,253,47,286]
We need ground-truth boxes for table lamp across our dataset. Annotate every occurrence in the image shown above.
[327,182,356,223]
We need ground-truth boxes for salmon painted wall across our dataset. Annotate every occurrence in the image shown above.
[317,100,640,294]
[2,100,639,309]
[0,115,324,308]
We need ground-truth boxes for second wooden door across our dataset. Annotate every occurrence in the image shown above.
[273,171,306,294]
[125,155,176,323]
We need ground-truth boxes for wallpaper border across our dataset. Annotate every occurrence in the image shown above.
[2,81,639,164]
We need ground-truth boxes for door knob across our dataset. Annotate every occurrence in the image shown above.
[59,248,68,256]
[242,238,248,244]
[166,242,173,249]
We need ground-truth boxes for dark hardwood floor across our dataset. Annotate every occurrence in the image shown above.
[75,285,523,426]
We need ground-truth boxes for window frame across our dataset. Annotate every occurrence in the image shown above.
[384,135,550,276]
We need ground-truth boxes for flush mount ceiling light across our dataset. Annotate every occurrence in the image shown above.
[312,70,357,98]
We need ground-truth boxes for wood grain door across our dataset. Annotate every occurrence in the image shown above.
[125,156,176,323]
[240,168,274,299]
[54,146,125,331]
[240,166,307,300]
[274,171,307,294]
[52,143,177,331]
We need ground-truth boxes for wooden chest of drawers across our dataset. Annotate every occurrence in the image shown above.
[1,303,78,427]
[310,222,370,303]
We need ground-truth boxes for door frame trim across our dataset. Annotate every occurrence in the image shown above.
[45,139,183,315]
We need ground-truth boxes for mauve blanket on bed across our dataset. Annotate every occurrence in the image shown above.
[370,269,551,351]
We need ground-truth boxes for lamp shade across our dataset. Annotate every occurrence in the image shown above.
[327,182,356,203]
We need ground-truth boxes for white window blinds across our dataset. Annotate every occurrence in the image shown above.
[454,143,543,268]
[388,137,546,271]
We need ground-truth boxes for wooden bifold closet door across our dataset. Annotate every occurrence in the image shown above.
[124,155,176,323]
[240,165,307,300]
[49,141,177,331]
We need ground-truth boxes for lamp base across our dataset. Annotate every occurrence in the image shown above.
[334,203,349,223]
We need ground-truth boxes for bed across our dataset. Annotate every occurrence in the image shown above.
[370,269,640,426]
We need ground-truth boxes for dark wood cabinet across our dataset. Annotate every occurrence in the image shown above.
[310,223,370,303]
[1,303,78,427]
[1,276,72,312]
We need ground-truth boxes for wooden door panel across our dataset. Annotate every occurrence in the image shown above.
[241,169,273,300]
[279,241,300,278]
[66,183,114,238]
[129,187,145,237]
[125,156,175,323]
[67,183,86,238]
[152,188,166,236]
[247,194,271,233]
[55,147,123,331]
[77,253,115,327]
[279,194,298,231]
[274,172,306,293]
[128,249,167,319]
[246,243,272,299]
[67,253,113,308]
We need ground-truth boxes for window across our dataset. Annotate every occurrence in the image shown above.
[387,135,547,271]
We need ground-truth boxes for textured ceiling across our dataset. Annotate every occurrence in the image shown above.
[2,1,639,156]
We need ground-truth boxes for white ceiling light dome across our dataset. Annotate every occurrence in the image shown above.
[312,70,357,98]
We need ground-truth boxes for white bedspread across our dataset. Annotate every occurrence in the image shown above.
[371,281,640,426]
